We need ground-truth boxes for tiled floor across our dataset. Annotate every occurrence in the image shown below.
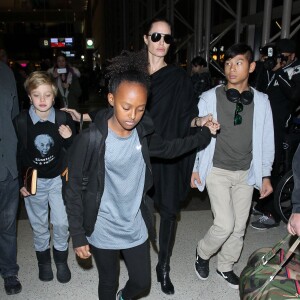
[1,210,289,300]
[3,88,292,299]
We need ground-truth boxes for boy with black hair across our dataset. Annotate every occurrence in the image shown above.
[191,43,275,289]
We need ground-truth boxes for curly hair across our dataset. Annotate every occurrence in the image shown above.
[106,50,150,94]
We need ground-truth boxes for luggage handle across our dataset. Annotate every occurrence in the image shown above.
[253,234,300,299]
[260,233,296,266]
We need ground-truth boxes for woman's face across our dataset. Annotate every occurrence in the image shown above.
[56,56,66,68]
[144,21,172,59]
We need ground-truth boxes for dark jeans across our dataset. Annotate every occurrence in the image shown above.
[0,173,20,278]
[90,240,151,300]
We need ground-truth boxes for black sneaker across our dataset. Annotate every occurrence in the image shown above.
[217,270,239,289]
[4,275,22,295]
[116,289,124,300]
[194,250,209,280]
[250,215,280,230]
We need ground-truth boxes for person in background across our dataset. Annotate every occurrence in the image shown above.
[0,48,8,64]
[47,53,82,109]
[287,144,300,236]
[0,60,22,295]
[14,71,75,284]
[13,63,29,110]
[251,38,300,230]
[191,43,274,290]
[190,56,212,100]
[64,50,216,300]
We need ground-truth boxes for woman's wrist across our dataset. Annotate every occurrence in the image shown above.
[193,117,202,127]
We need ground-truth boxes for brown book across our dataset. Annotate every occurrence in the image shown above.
[24,167,38,195]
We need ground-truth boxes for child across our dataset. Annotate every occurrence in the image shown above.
[14,71,76,283]
[64,50,218,300]
[191,43,275,289]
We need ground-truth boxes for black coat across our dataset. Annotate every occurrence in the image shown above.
[64,108,211,248]
[147,65,199,206]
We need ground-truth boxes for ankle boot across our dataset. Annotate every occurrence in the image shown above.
[36,249,53,281]
[53,247,71,283]
[156,219,177,295]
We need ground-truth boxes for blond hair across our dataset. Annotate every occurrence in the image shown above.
[24,71,57,96]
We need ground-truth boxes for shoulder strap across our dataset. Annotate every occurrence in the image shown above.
[55,110,67,126]
[15,110,28,149]
[83,123,101,177]
[252,234,300,299]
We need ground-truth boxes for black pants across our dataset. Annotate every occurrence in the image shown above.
[90,240,151,300]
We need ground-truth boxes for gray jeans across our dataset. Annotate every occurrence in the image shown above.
[25,175,69,252]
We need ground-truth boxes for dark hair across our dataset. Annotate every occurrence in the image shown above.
[191,56,207,68]
[143,17,173,36]
[224,43,254,64]
[106,50,150,94]
[143,17,175,64]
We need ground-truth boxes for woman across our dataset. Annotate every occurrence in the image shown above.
[143,18,199,295]
[47,53,82,109]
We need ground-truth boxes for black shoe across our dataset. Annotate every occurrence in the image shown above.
[156,263,175,295]
[216,269,239,289]
[194,250,209,280]
[36,249,54,281]
[53,248,71,283]
[250,215,280,230]
[4,276,22,295]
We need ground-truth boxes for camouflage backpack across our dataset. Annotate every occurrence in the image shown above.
[239,234,300,300]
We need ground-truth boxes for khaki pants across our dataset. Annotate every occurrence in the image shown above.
[197,167,253,272]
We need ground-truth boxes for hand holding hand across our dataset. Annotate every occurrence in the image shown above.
[75,245,91,259]
[59,124,72,139]
[202,114,220,135]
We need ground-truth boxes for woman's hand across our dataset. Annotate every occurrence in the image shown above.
[202,114,220,135]
[192,114,220,135]
[61,108,82,122]
[75,245,91,259]
[59,125,72,139]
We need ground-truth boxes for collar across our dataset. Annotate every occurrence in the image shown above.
[29,105,55,124]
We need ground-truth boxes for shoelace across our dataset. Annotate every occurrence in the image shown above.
[258,215,270,222]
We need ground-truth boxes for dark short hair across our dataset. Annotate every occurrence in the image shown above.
[224,43,254,64]
[143,17,173,35]
[191,56,207,68]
